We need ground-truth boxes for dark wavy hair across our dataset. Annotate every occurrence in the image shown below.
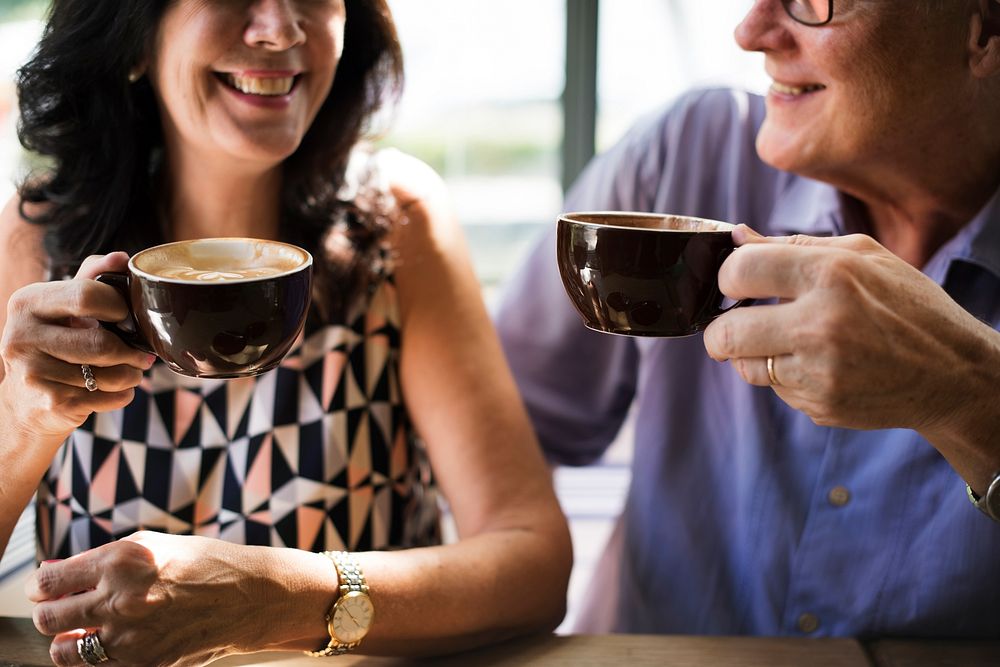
[16,0,403,318]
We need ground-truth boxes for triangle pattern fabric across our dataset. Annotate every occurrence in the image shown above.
[37,264,440,558]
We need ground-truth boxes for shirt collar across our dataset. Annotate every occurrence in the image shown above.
[765,174,843,237]
[766,174,1000,282]
[948,185,1000,280]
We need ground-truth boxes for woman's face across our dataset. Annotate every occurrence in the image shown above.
[735,0,976,183]
[149,0,347,167]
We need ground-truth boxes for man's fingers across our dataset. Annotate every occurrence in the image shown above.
[733,225,885,254]
[719,236,889,301]
[703,302,799,361]
[717,244,822,301]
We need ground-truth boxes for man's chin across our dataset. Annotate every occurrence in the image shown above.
[755,126,813,175]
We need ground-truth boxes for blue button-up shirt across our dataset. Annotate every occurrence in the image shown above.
[496,88,1000,637]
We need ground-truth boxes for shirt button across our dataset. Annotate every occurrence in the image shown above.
[828,486,851,507]
[797,613,820,634]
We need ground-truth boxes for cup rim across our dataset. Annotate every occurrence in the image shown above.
[129,237,313,284]
[559,211,735,233]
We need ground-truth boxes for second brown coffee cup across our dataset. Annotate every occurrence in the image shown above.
[97,237,313,378]
[557,211,749,337]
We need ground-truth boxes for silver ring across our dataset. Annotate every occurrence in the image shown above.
[766,355,780,387]
[77,631,109,664]
[80,364,98,392]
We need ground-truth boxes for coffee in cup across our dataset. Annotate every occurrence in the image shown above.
[98,237,313,378]
[556,212,749,337]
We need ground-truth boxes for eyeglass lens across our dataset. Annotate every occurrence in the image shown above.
[782,0,832,25]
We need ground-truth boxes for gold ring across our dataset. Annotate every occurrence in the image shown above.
[766,355,780,386]
[81,364,98,392]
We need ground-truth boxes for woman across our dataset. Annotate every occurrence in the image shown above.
[0,0,571,663]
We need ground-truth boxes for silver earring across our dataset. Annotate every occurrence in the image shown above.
[128,67,143,84]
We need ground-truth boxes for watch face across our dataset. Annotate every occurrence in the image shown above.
[331,591,374,644]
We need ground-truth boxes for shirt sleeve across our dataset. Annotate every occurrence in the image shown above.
[494,105,677,466]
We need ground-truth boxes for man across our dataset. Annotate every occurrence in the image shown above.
[497,0,1000,636]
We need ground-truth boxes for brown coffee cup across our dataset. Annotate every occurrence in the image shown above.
[557,211,749,337]
[97,237,313,378]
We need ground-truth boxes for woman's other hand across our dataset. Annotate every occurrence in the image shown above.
[0,252,154,441]
[26,532,270,666]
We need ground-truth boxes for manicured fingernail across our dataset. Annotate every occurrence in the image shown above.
[145,354,156,367]
[41,559,62,566]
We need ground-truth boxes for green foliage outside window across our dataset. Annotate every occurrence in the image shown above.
[0,0,45,22]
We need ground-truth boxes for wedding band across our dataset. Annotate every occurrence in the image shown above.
[80,364,98,392]
[766,355,780,387]
[77,631,109,664]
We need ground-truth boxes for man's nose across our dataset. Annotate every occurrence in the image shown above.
[244,0,306,51]
[734,0,795,53]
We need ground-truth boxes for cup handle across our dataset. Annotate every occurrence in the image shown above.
[95,272,155,355]
[718,297,754,313]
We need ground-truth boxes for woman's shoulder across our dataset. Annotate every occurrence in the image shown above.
[351,147,454,242]
[0,193,49,297]
[0,194,46,265]
[358,147,447,214]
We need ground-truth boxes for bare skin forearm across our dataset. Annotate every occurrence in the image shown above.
[0,413,66,558]
[249,522,571,656]
[920,324,1000,495]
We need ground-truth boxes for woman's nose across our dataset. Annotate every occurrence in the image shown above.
[734,0,795,53]
[244,0,306,51]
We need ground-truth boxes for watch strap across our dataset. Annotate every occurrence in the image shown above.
[966,471,1000,523]
[305,551,369,658]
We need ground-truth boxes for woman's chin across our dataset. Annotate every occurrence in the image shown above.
[218,134,304,167]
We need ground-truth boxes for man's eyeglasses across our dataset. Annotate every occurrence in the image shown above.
[782,0,833,26]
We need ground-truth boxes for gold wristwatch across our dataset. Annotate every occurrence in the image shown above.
[306,551,375,657]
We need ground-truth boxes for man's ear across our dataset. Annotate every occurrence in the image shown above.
[970,5,1000,78]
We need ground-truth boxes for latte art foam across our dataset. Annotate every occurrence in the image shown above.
[153,266,286,282]
[133,238,309,283]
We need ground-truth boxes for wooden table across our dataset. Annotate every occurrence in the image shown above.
[1,617,997,666]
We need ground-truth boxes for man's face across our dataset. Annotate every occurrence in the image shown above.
[735,0,976,183]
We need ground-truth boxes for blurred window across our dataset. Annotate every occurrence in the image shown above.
[597,0,769,152]
[386,0,565,300]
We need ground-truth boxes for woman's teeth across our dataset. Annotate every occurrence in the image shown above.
[771,81,825,96]
[223,73,295,96]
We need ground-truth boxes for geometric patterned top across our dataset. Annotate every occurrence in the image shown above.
[36,259,441,558]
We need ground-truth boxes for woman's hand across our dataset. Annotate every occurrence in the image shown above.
[26,532,271,666]
[703,225,997,434]
[0,252,153,441]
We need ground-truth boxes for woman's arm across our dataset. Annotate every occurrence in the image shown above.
[267,153,572,654]
[356,152,573,651]
[26,155,571,661]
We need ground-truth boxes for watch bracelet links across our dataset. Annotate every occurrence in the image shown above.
[305,551,368,657]
[966,470,1000,523]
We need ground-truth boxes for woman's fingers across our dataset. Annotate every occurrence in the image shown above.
[74,252,130,281]
[3,316,151,371]
[47,629,93,667]
[36,357,146,393]
[31,590,104,637]
[11,278,130,325]
[31,325,151,370]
